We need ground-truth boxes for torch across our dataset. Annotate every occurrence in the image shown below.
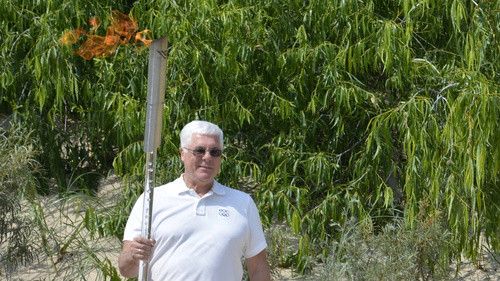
[139,36,168,281]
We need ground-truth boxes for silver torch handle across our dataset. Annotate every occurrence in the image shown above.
[139,36,168,281]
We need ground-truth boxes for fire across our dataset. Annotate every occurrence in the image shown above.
[61,10,153,60]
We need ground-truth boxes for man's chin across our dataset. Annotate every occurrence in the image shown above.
[195,170,215,180]
[197,166,214,174]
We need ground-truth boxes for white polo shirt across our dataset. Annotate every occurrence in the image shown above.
[123,176,267,281]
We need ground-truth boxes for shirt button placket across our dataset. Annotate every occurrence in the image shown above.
[195,198,206,216]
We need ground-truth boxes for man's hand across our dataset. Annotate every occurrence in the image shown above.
[118,237,156,278]
[130,236,156,261]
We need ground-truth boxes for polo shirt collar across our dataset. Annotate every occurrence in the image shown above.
[211,180,226,195]
[176,175,226,196]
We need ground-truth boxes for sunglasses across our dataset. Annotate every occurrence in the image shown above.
[183,147,223,158]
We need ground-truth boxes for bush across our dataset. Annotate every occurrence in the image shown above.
[320,217,454,281]
[0,123,41,277]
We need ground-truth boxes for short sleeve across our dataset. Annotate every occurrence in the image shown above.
[123,193,144,241]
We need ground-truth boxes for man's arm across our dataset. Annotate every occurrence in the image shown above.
[246,249,272,281]
[118,237,155,278]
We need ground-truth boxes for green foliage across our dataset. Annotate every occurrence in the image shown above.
[1,0,143,194]
[1,0,500,275]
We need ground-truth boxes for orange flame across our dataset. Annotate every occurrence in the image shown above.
[61,11,153,60]
[61,29,86,45]
[135,30,153,45]
[89,16,100,30]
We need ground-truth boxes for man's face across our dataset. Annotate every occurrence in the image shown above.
[180,134,222,186]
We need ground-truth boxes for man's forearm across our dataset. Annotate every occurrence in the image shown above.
[247,250,272,281]
[249,268,272,281]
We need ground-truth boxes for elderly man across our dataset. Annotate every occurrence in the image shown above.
[118,120,271,281]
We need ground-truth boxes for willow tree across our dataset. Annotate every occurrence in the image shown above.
[1,0,499,274]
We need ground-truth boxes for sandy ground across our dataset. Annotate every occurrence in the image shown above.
[4,174,500,281]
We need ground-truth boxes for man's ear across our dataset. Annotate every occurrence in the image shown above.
[179,147,185,161]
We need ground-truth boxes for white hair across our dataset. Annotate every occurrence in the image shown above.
[180,120,223,148]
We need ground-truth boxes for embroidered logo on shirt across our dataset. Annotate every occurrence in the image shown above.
[218,208,230,218]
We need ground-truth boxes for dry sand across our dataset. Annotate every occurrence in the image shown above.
[4,174,500,281]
